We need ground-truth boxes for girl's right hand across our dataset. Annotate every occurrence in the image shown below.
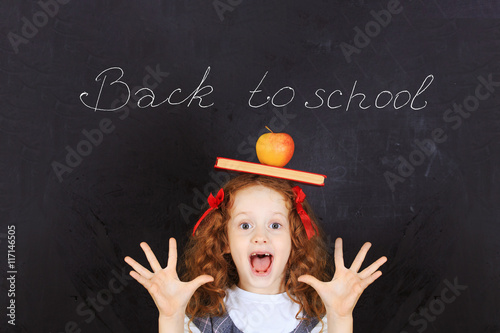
[124,238,214,319]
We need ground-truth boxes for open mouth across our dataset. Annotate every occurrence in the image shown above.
[249,252,273,275]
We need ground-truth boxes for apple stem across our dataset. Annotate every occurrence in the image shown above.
[265,126,273,133]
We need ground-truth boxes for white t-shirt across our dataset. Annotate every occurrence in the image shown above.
[184,285,327,333]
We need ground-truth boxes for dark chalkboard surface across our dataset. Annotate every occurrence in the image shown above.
[1,0,499,332]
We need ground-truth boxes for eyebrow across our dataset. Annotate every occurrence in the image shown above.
[231,211,288,218]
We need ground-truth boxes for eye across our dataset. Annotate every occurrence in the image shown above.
[270,222,281,229]
[239,222,251,230]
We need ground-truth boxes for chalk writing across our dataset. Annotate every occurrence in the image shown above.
[248,71,434,112]
[79,67,434,113]
[80,66,214,112]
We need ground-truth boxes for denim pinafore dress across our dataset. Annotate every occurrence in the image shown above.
[192,313,320,333]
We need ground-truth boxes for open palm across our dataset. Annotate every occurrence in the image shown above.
[298,238,387,318]
[124,238,214,318]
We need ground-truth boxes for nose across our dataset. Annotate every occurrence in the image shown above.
[251,226,268,244]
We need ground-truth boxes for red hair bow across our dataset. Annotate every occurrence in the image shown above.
[292,186,318,239]
[192,188,224,236]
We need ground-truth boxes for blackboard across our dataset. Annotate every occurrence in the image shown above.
[1,0,499,332]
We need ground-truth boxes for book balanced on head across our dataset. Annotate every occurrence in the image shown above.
[214,157,327,186]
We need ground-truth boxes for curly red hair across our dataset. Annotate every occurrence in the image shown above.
[181,174,334,327]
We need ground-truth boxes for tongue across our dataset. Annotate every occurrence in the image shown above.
[251,256,271,272]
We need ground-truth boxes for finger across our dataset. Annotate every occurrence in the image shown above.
[129,270,153,289]
[298,274,323,293]
[140,242,163,273]
[359,270,383,290]
[189,274,214,293]
[334,238,345,269]
[349,242,371,272]
[124,256,154,279]
[167,238,178,271]
[359,256,387,279]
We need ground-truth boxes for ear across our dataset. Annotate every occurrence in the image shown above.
[223,244,230,254]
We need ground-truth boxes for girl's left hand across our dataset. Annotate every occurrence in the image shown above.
[298,238,387,318]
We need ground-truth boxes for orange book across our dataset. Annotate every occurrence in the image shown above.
[214,157,327,186]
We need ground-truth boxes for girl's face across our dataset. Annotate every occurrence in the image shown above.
[226,185,292,294]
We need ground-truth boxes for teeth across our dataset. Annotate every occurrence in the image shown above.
[251,253,271,256]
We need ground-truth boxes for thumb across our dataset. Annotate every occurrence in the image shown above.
[298,274,322,292]
[189,274,214,292]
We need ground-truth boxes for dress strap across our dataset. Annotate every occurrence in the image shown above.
[192,313,244,333]
[290,316,321,333]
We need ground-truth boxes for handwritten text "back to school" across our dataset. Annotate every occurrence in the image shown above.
[79,66,434,112]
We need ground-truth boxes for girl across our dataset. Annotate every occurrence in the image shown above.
[124,174,387,333]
